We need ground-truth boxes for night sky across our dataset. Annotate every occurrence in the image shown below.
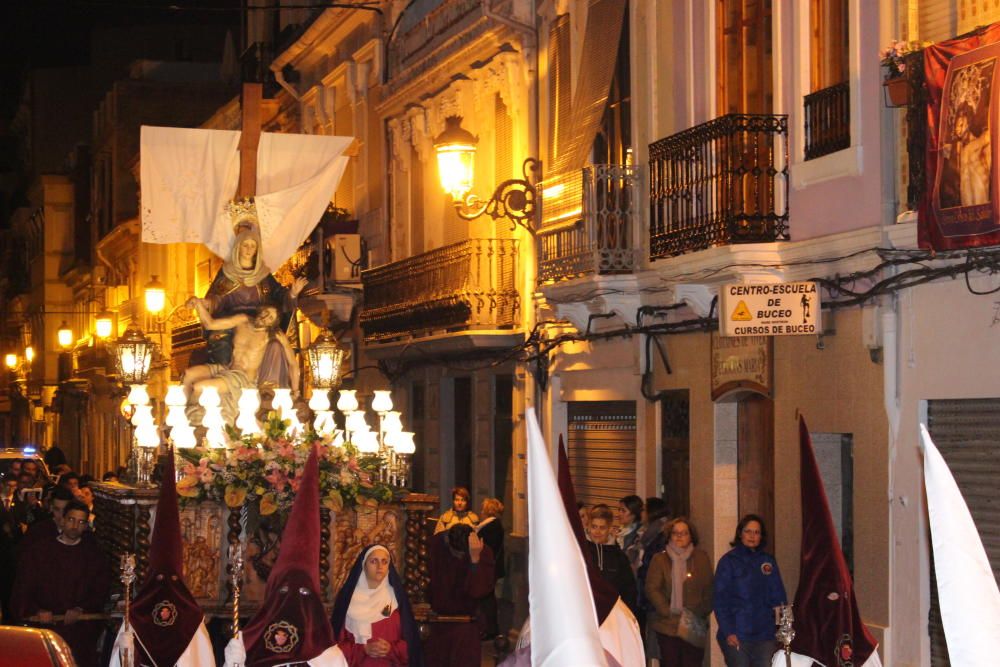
[0,0,240,222]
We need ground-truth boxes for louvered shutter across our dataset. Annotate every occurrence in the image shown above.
[567,401,637,507]
[925,398,1000,666]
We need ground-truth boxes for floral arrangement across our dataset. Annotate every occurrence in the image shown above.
[176,415,400,519]
[880,40,928,79]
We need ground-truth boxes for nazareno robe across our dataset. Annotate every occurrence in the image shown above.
[11,533,111,667]
[422,533,495,667]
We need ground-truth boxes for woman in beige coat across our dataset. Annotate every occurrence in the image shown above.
[644,517,714,667]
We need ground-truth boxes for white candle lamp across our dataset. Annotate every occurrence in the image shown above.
[198,386,221,409]
[131,404,154,427]
[381,411,403,434]
[355,430,380,453]
[164,384,187,407]
[345,410,369,433]
[236,389,262,436]
[391,431,416,454]
[371,390,393,414]
[336,389,359,413]
[135,421,160,448]
[309,388,331,412]
[127,384,150,407]
[172,424,197,449]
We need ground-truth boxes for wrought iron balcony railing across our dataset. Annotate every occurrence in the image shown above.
[537,164,639,283]
[360,238,519,344]
[902,49,927,211]
[804,81,850,160]
[649,114,789,259]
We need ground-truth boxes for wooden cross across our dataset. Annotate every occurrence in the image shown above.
[237,83,262,199]
[235,82,360,200]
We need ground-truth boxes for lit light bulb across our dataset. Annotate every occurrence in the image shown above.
[236,389,261,436]
[171,424,197,448]
[371,390,393,413]
[131,404,154,427]
[202,406,225,430]
[197,386,221,408]
[127,384,150,407]
[165,405,188,429]
[309,389,331,412]
[135,422,160,448]
[392,431,416,454]
[313,410,336,435]
[345,411,368,433]
[57,322,73,349]
[381,411,403,434]
[336,389,359,413]
[355,430,380,453]
[164,384,187,407]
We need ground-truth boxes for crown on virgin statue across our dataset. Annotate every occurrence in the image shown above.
[226,197,259,235]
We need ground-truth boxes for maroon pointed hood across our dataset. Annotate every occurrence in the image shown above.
[243,443,335,666]
[129,449,204,667]
[557,435,619,624]
[791,416,878,665]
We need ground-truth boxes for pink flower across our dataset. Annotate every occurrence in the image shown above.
[266,468,288,492]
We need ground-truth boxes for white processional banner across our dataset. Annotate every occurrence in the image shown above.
[526,409,607,667]
[140,126,352,271]
[919,424,1000,667]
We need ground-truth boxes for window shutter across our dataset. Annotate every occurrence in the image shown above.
[567,401,637,507]
[926,398,1000,666]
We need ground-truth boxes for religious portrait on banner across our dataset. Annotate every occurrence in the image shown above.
[922,28,1000,250]
[932,47,998,232]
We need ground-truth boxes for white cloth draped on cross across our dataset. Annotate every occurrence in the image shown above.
[140,125,353,270]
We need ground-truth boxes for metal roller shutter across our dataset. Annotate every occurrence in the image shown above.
[567,401,637,507]
[919,1,957,43]
[926,398,1000,666]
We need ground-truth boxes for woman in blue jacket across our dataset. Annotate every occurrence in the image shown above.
[712,514,787,667]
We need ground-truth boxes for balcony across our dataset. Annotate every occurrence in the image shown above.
[649,114,789,259]
[804,82,850,160]
[537,164,639,283]
[170,320,205,378]
[360,239,519,345]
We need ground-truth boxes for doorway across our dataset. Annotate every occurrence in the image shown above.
[737,394,775,547]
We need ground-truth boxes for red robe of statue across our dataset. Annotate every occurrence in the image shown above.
[423,534,495,667]
[337,610,409,666]
[11,533,111,667]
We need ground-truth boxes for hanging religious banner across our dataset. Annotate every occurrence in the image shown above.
[921,23,1000,250]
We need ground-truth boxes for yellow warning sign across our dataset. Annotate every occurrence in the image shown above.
[730,300,753,321]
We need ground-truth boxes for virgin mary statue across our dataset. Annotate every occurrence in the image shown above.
[200,200,307,390]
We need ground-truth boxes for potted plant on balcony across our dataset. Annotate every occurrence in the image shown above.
[881,40,918,107]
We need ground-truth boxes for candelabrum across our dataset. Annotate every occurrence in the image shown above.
[127,384,160,486]
[337,389,415,487]
[151,382,416,489]
[776,604,795,667]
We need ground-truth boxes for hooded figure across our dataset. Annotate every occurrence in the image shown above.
[238,443,347,667]
[330,544,423,667]
[110,449,214,667]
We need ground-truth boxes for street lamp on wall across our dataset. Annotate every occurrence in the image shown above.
[57,321,73,349]
[144,275,166,315]
[114,322,154,385]
[95,310,114,339]
[4,353,17,370]
[433,115,541,235]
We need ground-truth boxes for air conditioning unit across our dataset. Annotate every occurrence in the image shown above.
[327,234,361,283]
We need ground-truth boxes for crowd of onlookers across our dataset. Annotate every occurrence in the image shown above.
[576,496,787,667]
[0,447,126,665]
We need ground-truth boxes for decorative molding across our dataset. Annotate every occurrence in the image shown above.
[674,284,719,318]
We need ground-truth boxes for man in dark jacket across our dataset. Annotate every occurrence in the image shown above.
[586,504,638,614]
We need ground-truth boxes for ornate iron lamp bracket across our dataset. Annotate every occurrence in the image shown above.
[452,158,541,235]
